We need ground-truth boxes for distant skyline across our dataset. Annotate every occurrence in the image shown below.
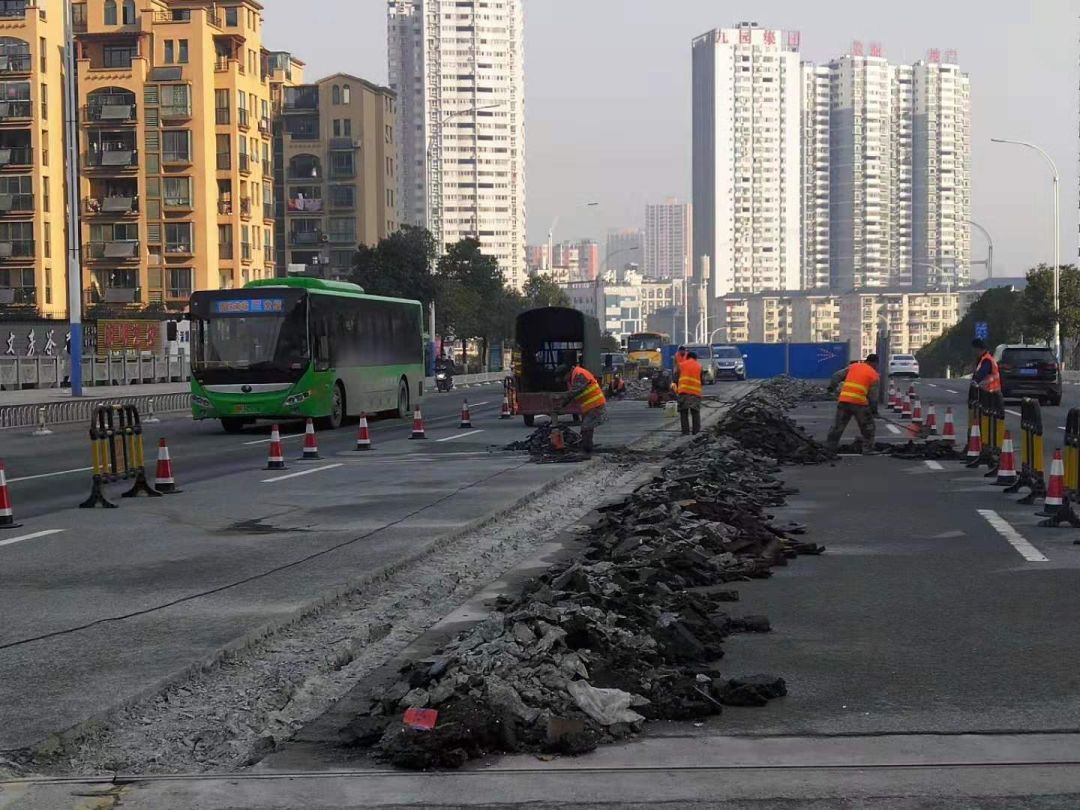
[260,0,1079,279]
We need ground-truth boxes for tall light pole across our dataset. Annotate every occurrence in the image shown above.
[967,219,993,280]
[547,201,599,275]
[63,0,83,395]
[992,137,1060,361]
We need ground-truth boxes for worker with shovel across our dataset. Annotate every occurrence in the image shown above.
[561,352,608,454]
[825,353,881,455]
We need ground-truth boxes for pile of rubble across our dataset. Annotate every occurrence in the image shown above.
[347,411,825,770]
[716,396,833,464]
[886,439,963,461]
[503,423,584,458]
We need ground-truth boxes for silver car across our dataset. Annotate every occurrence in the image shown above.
[711,345,747,381]
[685,345,717,384]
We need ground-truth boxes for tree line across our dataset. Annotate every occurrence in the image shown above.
[917,264,1080,376]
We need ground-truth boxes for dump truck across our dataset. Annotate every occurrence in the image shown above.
[512,307,601,427]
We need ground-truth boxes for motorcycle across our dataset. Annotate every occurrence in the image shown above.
[435,370,454,392]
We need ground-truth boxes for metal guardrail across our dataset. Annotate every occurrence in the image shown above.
[0,354,190,391]
[0,392,190,430]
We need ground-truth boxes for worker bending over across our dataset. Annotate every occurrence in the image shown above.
[971,339,1000,393]
[825,353,880,454]
[675,350,704,435]
[562,352,608,454]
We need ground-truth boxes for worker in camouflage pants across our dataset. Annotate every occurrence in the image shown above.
[825,353,881,454]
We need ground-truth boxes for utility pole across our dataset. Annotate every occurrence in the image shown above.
[63,0,83,395]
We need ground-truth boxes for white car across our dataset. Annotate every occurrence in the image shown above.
[888,354,920,378]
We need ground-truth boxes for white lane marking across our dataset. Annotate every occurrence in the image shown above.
[261,463,343,483]
[0,528,64,548]
[436,429,484,442]
[243,433,305,446]
[945,388,960,394]
[886,423,902,434]
[1006,409,1022,417]
[923,460,945,471]
[7,466,92,483]
[927,383,938,388]
[977,509,1049,562]
[1058,426,1066,431]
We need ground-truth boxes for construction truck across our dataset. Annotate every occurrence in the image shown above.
[512,307,601,427]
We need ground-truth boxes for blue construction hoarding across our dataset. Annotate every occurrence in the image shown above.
[732,342,850,380]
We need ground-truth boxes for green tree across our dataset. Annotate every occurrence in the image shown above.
[600,332,621,352]
[349,225,437,308]
[1020,264,1080,350]
[435,238,514,367]
[521,274,569,309]
[916,287,1025,376]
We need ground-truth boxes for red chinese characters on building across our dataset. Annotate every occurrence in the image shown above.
[852,40,864,56]
[928,49,941,63]
[763,30,776,45]
[787,31,801,49]
[739,28,751,44]
[99,320,161,353]
[870,42,882,58]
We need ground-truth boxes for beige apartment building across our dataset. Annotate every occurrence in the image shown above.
[0,0,67,317]
[278,73,396,277]
[75,0,279,310]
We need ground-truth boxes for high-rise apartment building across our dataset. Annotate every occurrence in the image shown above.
[606,227,643,273]
[912,54,970,290]
[387,0,526,289]
[692,22,802,298]
[644,198,691,280]
[278,73,397,278]
[75,0,277,309]
[0,0,66,317]
[800,63,830,290]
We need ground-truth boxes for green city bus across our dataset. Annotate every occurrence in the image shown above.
[189,277,424,433]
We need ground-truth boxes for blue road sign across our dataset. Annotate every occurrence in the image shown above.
[975,321,989,340]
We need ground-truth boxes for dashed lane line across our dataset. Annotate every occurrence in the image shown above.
[945,388,960,394]
[1006,409,1022,417]
[0,529,65,548]
[886,423,902,435]
[7,467,92,483]
[243,433,305,446]
[435,429,484,442]
[261,463,343,483]
[977,509,1049,562]
[927,383,938,388]
[924,460,945,471]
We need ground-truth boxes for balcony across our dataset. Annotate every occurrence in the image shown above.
[85,195,137,215]
[165,240,194,258]
[259,117,271,135]
[0,146,31,167]
[264,245,273,263]
[219,241,234,260]
[160,102,193,121]
[163,194,192,211]
[216,151,231,171]
[0,1,32,20]
[0,193,33,213]
[263,202,272,221]
[283,88,319,113]
[239,198,251,219]
[85,98,137,124]
[262,158,271,176]
[289,230,322,246]
[241,242,252,263]
[162,149,192,166]
[214,107,230,125]
[287,196,322,213]
[237,108,249,130]
[0,100,31,121]
[86,240,139,260]
[217,198,233,215]
[85,148,138,170]
[238,153,250,174]
[0,55,31,76]
[0,286,35,305]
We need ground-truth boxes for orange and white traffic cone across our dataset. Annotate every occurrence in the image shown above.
[355,413,372,451]
[912,397,923,427]
[926,403,938,435]
[266,424,287,470]
[889,384,901,412]
[500,395,512,419]
[0,461,21,529]
[154,438,181,494]
[410,405,427,439]
[1039,449,1066,516]
[993,431,1018,486]
[942,407,956,443]
[301,418,320,459]
[550,428,565,451]
[460,399,472,429]
[965,421,982,460]
[900,394,912,420]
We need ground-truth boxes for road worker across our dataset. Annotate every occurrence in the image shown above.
[971,339,1001,393]
[674,345,688,376]
[828,360,857,396]
[825,353,881,455]
[675,350,704,435]
[561,352,608,454]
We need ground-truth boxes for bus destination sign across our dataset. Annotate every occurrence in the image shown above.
[211,298,286,315]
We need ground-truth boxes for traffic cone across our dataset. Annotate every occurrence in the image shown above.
[460,399,472,429]
[355,413,372,451]
[942,407,956,443]
[912,397,923,426]
[900,394,912,420]
[266,424,287,470]
[993,431,1018,486]
[500,395,512,419]
[966,421,982,459]
[154,438,181,494]
[550,428,565,451]
[926,403,938,435]
[301,418,320,459]
[890,384,901,412]
[0,461,21,529]
[410,405,427,439]
[1039,449,1066,515]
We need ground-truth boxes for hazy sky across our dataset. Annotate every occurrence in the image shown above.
[261,0,1079,278]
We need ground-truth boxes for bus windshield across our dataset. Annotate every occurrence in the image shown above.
[628,334,662,352]
[191,292,309,383]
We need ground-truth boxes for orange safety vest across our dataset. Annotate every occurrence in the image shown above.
[677,358,703,397]
[569,366,606,413]
[977,352,1001,393]
[837,362,880,406]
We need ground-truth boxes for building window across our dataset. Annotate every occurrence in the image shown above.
[332,119,340,137]
[104,0,117,25]
[167,267,192,299]
[332,84,340,105]
[164,176,191,207]
[225,6,238,26]
[329,151,355,178]
[103,44,135,68]
[122,0,135,25]
[42,176,48,212]
[39,37,45,72]
[328,217,355,244]
[216,133,230,169]
[39,81,45,119]
[330,185,355,209]
[162,130,191,162]
[178,39,188,64]
[165,222,193,254]
[342,84,350,104]
[163,40,174,63]
[343,119,351,137]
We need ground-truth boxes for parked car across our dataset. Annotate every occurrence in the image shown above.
[888,354,920,378]
[711,345,746,381]
[993,344,1061,406]
[684,345,717,384]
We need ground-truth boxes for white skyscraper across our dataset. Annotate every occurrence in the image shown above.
[801,63,831,290]
[387,0,527,288]
[692,22,802,297]
[644,199,692,280]
[912,53,971,290]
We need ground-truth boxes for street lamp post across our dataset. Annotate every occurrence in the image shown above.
[992,137,1060,361]
[967,220,993,280]
[63,0,83,395]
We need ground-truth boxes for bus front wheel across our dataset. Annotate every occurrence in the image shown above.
[397,378,410,419]
[220,417,247,434]
[318,382,345,430]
